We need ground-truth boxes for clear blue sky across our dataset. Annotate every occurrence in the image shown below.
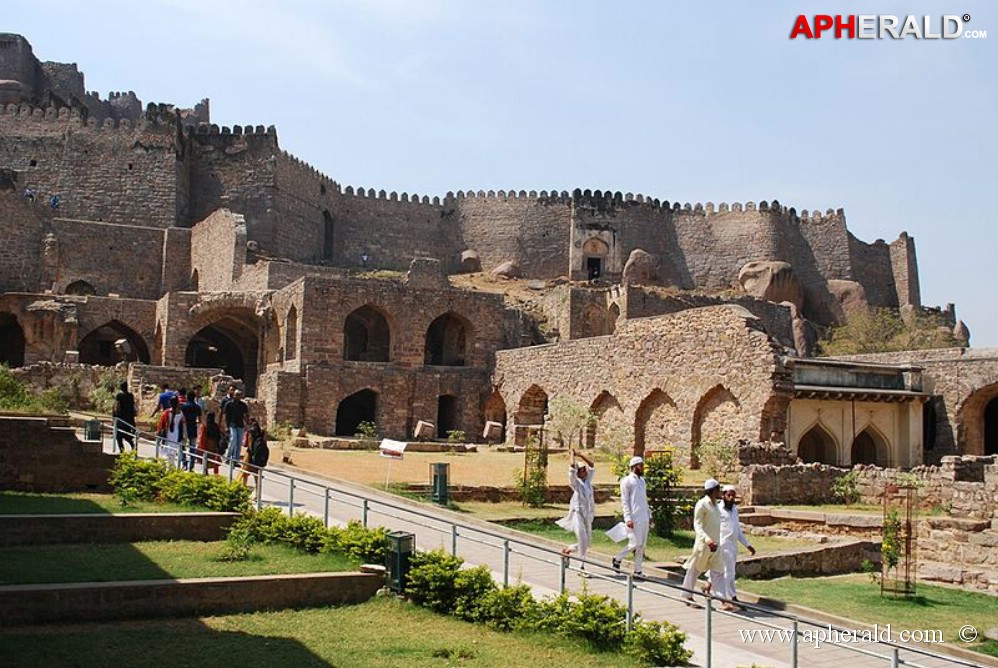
[8,1,996,345]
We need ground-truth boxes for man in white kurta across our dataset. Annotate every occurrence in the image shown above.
[681,478,723,606]
[560,449,596,575]
[713,484,755,610]
[612,456,650,577]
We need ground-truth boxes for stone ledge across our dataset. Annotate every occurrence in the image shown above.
[0,512,240,547]
[0,572,383,626]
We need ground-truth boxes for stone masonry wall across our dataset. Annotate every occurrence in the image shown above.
[494,305,790,464]
[0,105,180,227]
[0,416,115,492]
[272,151,337,263]
[190,209,247,292]
[0,192,45,293]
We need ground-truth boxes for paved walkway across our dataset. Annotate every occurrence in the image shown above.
[111,433,984,668]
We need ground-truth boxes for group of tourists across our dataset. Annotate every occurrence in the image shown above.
[560,452,754,611]
[111,381,268,485]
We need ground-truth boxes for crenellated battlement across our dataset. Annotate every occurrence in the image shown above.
[342,185,444,207]
[192,123,276,136]
[278,150,339,191]
[0,102,185,134]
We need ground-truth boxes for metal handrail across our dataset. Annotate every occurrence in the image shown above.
[101,416,984,668]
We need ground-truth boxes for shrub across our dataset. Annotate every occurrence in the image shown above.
[281,513,327,554]
[219,525,254,562]
[157,469,250,512]
[90,368,124,414]
[0,364,68,414]
[445,429,466,444]
[534,591,629,651]
[109,452,170,501]
[453,565,498,622]
[516,435,548,507]
[624,620,693,666]
[476,584,540,631]
[404,549,465,613]
[268,421,294,441]
[832,470,860,504]
[644,449,684,538]
[697,439,737,478]
[355,421,379,439]
[329,520,389,563]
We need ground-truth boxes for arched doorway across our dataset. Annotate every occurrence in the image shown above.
[634,389,679,457]
[797,423,838,465]
[285,306,298,361]
[582,237,609,279]
[851,427,889,467]
[586,390,624,450]
[608,303,620,335]
[78,321,151,366]
[185,315,260,394]
[985,397,998,456]
[191,269,200,292]
[65,280,96,296]
[425,313,470,366]
[437,394,459,438]
[336,389,378,437]
[0,313,25,367]
[690,385,742,470]
[343,305,390,362]
[483,390,507,441]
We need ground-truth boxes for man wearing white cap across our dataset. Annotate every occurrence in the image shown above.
[713,484,755,611]
[681,478,723,607]
[560,449,596,576]
[612,455,650,578]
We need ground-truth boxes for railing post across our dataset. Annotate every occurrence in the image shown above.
[112,419,118,454]
[559,556,566,594]
[705,596,713,668]
[503,540,510,587]
[626,574,634,631]
[256,471,263,510]
[287,478,295,517]
[323,488,330,528]
[154,436,161,460]
[451,524,458,556]
[228,457,235,482]
[176,442,183,469]
[891,647,899,668]
[362,498,369,527]
[791,619,798,668]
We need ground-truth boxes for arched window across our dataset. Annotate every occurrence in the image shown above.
[850,427,889,467]
[65,280,96,296]
[285,306,298,361]
[336,389,378,436]
[343,305,390,362]
[425,312,471,366]
[798,423,838,465]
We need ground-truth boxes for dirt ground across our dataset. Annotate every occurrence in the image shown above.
[286,448,622,488]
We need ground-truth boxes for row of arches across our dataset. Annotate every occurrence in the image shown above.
[796,422,893,467]
[344,306,472,366]
[509,383,743,468]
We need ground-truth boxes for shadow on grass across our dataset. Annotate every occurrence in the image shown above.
[0,491,112,514]
[0,619,331,668]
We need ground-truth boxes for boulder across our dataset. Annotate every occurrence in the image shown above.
[491,260,520,279]
[826,279,869,322]
[405,257,448,289]
[458,250,481,273]
[738,261,803,310]
[622,249,658,285]
[954,320,971,346]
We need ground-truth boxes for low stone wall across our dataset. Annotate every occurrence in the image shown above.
[400,484,614,504]
[917,516,998,592]
[0,512,240,547]
[12,362,114,410]
[742,508,883,539]
[0,572,383,626]
[306,438,479,453]
[0,416,114,492]
[736,539,880,579]
[739,463,848,505]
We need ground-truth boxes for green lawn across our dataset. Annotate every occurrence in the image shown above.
[0,541,357,585]
[0,491,209,515]
[0,597,648,668]
[740,573,998,655]
[504,519,810,563]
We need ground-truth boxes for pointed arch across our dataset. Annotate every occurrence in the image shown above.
[956,381,998,456]
[850,425,890,467]
[65,280,96,296]
[797,421,839,465]
[78,320,151,365]
[185,308,260,394]
[607,303,620,335]
[691,385,743,470]
[516,385,548,427]
[425,311,472,366]
[634,389,679,457]
[344,304,391,362]
[586,390,626,450]
[284,305,298,361]
[191,269,200,292]
[483,390,507,441]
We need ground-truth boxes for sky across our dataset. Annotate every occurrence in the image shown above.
[7,1,996,345]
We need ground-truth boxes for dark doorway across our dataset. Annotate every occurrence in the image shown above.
[850,428,888,467]
[65,280,97,296]
[336,389,378,436]
[78,321,151,366]
[323,211,335,261]
[344,305,390,362]
[185,318,259,394]
[587,257,602,279]
[437,395,459,438]
[797,424,837,465]
[0,313,25,367]
[985,397,998,456]
[425,313,469,366]
[923,399,938,453]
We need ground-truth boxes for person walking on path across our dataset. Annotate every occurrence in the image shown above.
[240,419,269,486]
[112,381,137,453]
[179,390,203,471]
[712,484,755,611]
[224,389,250,462]
[681,478,723,607]
[198,412,222,475]
[612,455,650,578]
[559,448,596,576]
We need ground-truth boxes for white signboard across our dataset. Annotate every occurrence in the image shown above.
[379,438,408,460]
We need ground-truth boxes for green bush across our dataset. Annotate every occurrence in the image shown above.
[90,368,124,414]
[624,620,693,666]
[453,565,498,622]
[355,421,379,439]
[234,507,288,544]
[404,549,464,614]
[109,452,170,500]
[476,584,540,631]
[534,591,629,651]
[0,364,68,414]
[832,470,860,504]
[644,449,685,538]
[281,513,328,554]
[696,439,737,478]
[328,520,389,563]
[109,452,248,512]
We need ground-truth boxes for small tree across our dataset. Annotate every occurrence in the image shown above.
[644,449,685,538]
[696,439,737,479]
[545,397,594,449]
[516,435,548,507]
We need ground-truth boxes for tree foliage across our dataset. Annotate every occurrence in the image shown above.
[819,308,958,356]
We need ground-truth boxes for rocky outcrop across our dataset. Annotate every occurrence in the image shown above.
[738,261,803,311]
